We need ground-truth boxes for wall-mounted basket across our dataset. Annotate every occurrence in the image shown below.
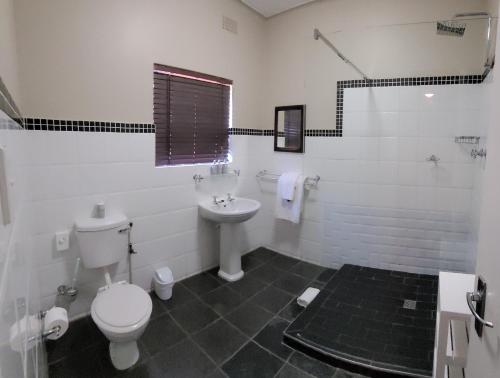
[455,136,480,144]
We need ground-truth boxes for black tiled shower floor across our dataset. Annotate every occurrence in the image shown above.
[47,248,367,378]
[284,265,438,378]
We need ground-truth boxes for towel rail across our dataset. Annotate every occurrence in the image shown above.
[256,170,320,189]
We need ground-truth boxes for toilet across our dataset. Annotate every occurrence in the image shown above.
[75,212,152,370]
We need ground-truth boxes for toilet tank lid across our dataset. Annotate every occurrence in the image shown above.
[75,213,128,232]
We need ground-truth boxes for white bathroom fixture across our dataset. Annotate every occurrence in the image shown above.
[199,196,261,281]
[75,212,152,370]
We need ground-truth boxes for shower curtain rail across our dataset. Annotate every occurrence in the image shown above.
[313,28,370,81]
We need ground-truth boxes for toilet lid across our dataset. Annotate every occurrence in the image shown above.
[93,284,152,328]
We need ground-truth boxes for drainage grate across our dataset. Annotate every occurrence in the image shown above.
[403,299,417,310]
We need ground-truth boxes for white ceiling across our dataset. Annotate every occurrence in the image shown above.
[241,0,316,18]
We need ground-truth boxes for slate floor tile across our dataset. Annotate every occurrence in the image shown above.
[270,254,301,271]
[289,351,337,378]
[169,299,219,334]
[46,316,105,364]
[193,319,248,364]
[251,285,294,314]
[161,283,197,310]
[247,264,285,284]
[273,272,311,295]
[241,253,265,271]
[225,302,274,337]
[201,286,244,316]
[279,301,304,321]
[245,247,278,261]
[222,341,284,378]
[149,292,167,320]
[290,262,325,280]
[141,314,186,356]
[181,273,222,295]
[254,317,293,360]
[276,363,315,378]
[153,339,217,377]
[315,268,337,283]
[48,345,103,378]
[227,275,266,298]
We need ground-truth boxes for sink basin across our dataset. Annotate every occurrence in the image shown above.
[199,197,261,224]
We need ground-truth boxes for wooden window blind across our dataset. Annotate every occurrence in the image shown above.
[154,64,232,166]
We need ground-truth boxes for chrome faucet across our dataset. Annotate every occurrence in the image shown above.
[227,193,235,203]
[212,196,225,205]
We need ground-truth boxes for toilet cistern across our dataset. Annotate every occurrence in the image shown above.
[199,196,261,281]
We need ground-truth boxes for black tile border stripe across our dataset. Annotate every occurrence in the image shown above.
[335,74,485,136]
[21,74,485,136]
[24,118,155,133]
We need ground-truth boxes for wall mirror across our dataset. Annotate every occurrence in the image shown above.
[274,105,305,153]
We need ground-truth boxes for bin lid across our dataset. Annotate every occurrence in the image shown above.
[155,267,174,283]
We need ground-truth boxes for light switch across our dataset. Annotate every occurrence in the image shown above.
[55,231,70,251]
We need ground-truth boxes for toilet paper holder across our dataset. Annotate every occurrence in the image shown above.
[28,325,62,343]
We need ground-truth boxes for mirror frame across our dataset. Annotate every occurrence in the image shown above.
[274,105,305,153]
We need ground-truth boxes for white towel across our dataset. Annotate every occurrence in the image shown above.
[297,288,320,308]
[277,172,300,201]
[275,175,305,224]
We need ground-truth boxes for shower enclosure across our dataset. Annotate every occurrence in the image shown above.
[276,14,497,377]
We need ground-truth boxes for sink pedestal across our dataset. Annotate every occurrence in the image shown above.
[218,223,244,282]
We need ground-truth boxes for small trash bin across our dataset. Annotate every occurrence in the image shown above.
[154,267,174,300]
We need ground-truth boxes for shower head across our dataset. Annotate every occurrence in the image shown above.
[437,20,466,37]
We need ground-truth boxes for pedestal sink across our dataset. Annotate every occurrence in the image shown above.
[199,197,261,281]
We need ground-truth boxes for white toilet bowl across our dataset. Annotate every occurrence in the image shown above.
[91,282,152,370]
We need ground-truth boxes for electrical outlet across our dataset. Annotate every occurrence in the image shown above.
[55,231,70,252]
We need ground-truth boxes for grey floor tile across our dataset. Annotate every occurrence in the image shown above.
[153,339,217,377]
[170,299,219,334]
[201,286,244,316]
[149,292,168,320]
[316,269,338,283]
[181,273,222,295]
[289,351,337,378]
[141,314,186,356]
[247,264,285,284]
[225,302,274,337]
[276,363,314,378]
[273,272,311,295]
[290,262,326,280]
[161,283,197,310]
[251,285,294,314]
[279,301,304,321]
[48,344,103,378]
[207,369,229,378]
[227,275,267,298]
[46,316,105,364]
[269,254,301,271]
[222,341,284,378]
[110,359,163,378]
[241,253,265,271]
[245,247,278,261]
[254,317,293,360]
[333,369,362,378]
[192,319,248,364]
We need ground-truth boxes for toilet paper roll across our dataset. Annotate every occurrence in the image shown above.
[44,307,68,340]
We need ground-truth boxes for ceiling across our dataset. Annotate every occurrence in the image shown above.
[241,0,316,18]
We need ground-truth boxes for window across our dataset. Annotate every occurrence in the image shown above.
[154,63,232,166]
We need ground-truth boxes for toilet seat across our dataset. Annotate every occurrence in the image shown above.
[91,283,152,334]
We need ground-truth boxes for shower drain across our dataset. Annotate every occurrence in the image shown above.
[403,299,417,310]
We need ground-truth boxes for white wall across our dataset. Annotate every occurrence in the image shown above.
[15,0,266,129]
[263,0,492,130]
[256,82,488,275]
[9,0,494,322]
[25,131,267,320]
[0,0,21,106]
